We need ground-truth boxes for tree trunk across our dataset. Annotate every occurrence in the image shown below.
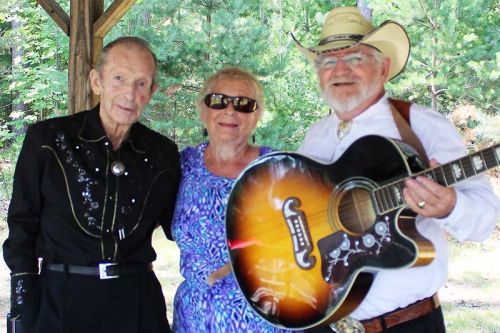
[10,2,27,126]
[357,0,372,21]
[205,12,211,61]
[430,0,439,111]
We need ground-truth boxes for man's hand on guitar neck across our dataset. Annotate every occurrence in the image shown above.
[403,159,457,218]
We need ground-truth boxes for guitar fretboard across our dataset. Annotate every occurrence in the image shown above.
[373,143,500,214]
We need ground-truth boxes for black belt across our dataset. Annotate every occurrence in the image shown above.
[45,262,153,279]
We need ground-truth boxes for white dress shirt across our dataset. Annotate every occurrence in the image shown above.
[298,95,500,320]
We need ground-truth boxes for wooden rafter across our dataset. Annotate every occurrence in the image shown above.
[37,0,70,36]
[94,0,137,38]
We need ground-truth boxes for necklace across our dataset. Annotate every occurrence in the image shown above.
[337,120,352,139]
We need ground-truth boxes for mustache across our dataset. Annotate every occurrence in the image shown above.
[326,76,361,85]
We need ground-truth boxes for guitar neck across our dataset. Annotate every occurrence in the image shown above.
[374,143,500,214]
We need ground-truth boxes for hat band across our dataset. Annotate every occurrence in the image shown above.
[319,34,364,46]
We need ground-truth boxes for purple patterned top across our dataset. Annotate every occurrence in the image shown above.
[171,143,299,332]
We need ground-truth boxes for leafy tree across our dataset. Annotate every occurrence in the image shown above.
[0,0,497,153]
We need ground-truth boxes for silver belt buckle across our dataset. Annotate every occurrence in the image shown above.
[99,263,119,279]
[329,316,365,333]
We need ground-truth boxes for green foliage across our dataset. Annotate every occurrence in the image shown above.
[371,0,499,118]
[0,0,498,152]
[0,0,68,149]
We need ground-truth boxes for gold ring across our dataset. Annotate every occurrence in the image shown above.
[418,201,426,209]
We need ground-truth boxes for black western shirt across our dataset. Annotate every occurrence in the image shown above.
[3,106,180,276]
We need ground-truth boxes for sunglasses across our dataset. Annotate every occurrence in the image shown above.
[203,93,258,113]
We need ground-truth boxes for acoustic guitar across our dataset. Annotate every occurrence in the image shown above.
[226,135,499,330]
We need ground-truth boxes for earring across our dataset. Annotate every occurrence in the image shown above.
[251,134,256,144]
[202,128,208,137]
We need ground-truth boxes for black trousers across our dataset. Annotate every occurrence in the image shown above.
[22,268,171,333]
[306,306,446,333]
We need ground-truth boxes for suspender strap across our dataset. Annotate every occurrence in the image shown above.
[389,99,430,167]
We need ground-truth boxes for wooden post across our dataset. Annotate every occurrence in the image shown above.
[68,1,100,114]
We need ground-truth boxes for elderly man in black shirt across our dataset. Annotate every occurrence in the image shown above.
[3,36,180,333]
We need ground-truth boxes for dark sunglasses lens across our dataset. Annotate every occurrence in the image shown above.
[233,97,257,113]
[204,94,257,113]
[204,94,227,109]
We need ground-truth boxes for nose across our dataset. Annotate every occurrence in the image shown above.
[224,102,236,115]
[330,58,352,74]
[124,83,136,100]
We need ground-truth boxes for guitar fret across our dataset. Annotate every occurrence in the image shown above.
[483,146,500,169]
[384,186,397,210]
[423,170,436,182]
[374,190,386,213]
[378,188,389,212]
[433,167,448,186]
[461,155,477,178]
[442,164,457,185]
[393,182,405,206]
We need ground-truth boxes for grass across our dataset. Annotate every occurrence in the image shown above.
[152,225,500,332]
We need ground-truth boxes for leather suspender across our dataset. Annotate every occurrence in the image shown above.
[388,98,430,167]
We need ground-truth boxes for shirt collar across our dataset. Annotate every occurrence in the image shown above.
[78,104,149,154]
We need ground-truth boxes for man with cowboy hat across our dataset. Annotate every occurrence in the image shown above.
[293,6,499,333]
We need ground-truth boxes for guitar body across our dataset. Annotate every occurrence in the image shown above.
[226,135,435,329]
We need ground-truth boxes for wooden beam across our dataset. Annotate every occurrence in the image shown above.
[94,0,137,38]
[68,0,103,114]
[37,0,70,36]
[91,2,104,108]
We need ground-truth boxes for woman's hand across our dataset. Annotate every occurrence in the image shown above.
[207,264,231,287]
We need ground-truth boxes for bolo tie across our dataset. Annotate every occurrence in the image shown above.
[337,120,353,139]
[110,150,125,176]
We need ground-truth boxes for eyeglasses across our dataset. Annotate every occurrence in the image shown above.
[203,93,258,113]
[315,52,375,70]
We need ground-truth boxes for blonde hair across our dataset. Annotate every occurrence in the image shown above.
[197,66,265,113]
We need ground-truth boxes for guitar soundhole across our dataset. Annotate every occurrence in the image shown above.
[337,188,376,235]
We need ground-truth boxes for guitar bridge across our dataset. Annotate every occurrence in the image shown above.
[282,197,316,269]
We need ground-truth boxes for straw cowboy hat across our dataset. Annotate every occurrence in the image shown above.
[291,7,410,80]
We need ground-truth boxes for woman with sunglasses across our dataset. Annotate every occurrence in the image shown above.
[170,67,299,332]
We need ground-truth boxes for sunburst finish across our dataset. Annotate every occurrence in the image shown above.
[226,135,499,329]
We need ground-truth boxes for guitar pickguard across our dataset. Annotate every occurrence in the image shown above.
[318,216,391,283]
[282,197,316,269]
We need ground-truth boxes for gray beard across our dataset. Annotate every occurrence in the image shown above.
[322,77,382,114]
